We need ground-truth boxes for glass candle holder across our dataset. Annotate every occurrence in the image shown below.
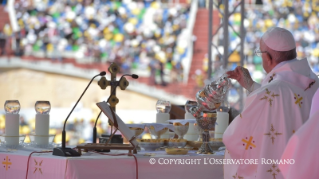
[35,101,51,114]
[4,100,20,114]
[156,100,171,113]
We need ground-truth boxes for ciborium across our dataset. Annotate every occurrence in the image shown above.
[186,74,230,154]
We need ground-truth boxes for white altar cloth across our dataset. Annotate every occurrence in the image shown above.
[0,149,224,179]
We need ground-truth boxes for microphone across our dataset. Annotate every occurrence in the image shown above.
[53,71,106,157]
[92,74,138,143]
[131,74,138,79]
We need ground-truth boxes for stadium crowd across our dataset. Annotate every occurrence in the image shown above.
[2,0,319,145]
[6,0,190,85]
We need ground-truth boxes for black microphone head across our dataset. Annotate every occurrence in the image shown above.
[132,74,139,79]
[100,71,106,76]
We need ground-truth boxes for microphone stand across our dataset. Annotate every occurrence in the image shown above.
[92,74,138,144]
[53,71,106,157]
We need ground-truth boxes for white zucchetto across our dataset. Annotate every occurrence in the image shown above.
[262,27,296,51]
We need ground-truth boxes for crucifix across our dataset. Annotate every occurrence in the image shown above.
[76,63,137,155]
[97,63,129,137]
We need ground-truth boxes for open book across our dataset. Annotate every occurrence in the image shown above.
[96,101,138,147]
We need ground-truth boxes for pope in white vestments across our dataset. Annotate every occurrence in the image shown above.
[222,27,319,179]
[279,88,319,179]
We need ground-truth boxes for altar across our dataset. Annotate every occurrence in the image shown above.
[0,149,224,179]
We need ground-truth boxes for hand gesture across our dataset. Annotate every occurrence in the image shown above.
[226,66,254,91]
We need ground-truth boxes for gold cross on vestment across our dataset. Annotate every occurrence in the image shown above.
[242,136,256,150]
[2,156,11,171]
[260,88,279,107]
[271,93,279,98]
[266,88,271,95]
[264,124,282,144]
[294,94,303,108]
[268,98,273,106]
[267,164,280,179]
[232,173,244,179]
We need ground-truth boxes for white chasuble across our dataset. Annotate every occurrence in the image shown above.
[279,89,319,179]
[223,59,319,179]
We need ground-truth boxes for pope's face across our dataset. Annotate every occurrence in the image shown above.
[260,40,271,74]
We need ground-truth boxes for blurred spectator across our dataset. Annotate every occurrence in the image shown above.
[20,116,28,126]
[192,69,204,94]
[198,0,206,8]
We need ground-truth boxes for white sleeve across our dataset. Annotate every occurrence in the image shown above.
[246,81,261,95]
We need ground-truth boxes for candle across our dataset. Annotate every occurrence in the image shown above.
[215,111,229,138]
[35,114,50,145]
[34,101,51,145]
[185,112,194,120]
[155,100,171,138]
[156,113,170,138]
[184,112,198,141]
[4,100,20,146]
[5,114,20,145]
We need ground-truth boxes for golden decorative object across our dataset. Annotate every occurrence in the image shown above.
[129,127,144,136]
[165,148,189,155]
[203,113,217,118]
[98,77,109,89]
[167,138,187,148]
[209,138,223,142]
[119,77,129,90]
[214,103,221,109]
[186,140,203,149]
[108,95,119,107]
[137,139,161,143]
[173,122,189,126]
[199,91,206,97]
[108,63,120,74]
[149,126,168,139]
[129,127,144,131]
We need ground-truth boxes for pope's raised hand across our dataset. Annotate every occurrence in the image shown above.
[226,66,254,91]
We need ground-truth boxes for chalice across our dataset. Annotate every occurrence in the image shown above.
[173,122,189,139]
[127,124,145,151]
[148,125,168,139]
[195,112,217,154]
